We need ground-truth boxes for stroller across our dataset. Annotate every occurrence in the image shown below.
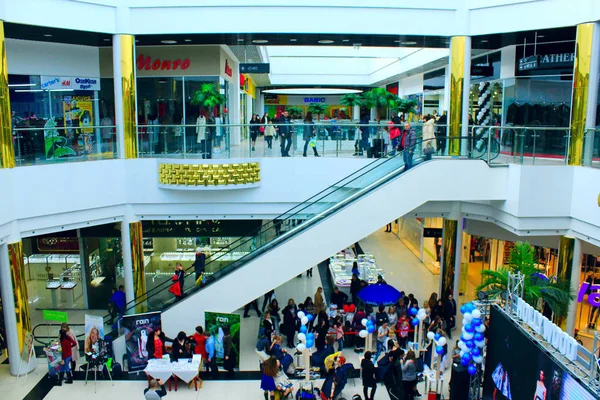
[296,381,321,399]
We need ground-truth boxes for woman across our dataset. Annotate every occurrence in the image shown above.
[250,114,260,151]
[304,296,316,331]
[262,114,275,149]
[262,311,274,339]
[260,356,279,400]
[422,114,437,160]
[223,327,236,378]
[174,262,185,300]
[147,327,170,360]
[361,351,377,400]
[171,331,188,361]
[181,340,194,359]
[387,306,398,328]
[315,317,330,351]
[281,299,298,348]
[401,350,418,400]
[312,336,335,374]
[58,329,77,385]
[302,112,319,157]
[60,323,79,372]
[191,326,207,362]
[269,336,294,374]
[267,299,280,332]
[350,274,361,305]
[314,287,325,316]
[352,307,367,350]
[274,359,294,398]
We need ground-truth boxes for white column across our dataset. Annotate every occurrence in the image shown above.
[566,238,583,335]
[461,37,472,157]
[353,105,360,121]
[112,35,126,159]
[0,244,35,375]
[120,219,135,306]
[77,231,89,309]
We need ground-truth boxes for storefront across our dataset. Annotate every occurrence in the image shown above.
[240,74,256,139]
[263,95,353,120]
[6,39,113,163]
[395,217,443,274]
[100,45,238,155]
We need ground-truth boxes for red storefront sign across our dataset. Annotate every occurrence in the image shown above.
[225,60,233,77]
[136,54,191,71]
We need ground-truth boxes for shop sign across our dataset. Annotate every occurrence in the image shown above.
[43,310,68,323]
[224,60,233,77]
[577,282,600,306]
[136,54,190,71]
[518,53,575,72]
[470,65,494,77]
[304,97,326,103]
[423,228,442,238]
[240,63,270,74]
[518,55,539,71]
[41,76,101,91]
[142,219,262,237]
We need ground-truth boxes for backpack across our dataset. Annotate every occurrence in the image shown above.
[112,362,123,377]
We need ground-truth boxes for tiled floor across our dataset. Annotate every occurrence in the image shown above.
[0,358,51,400]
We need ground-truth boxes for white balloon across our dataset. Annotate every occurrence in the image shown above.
[418,313,427,321]
[427,332,435,340]
[473,355,484,364]
[475,340,486,348]
[459,350,466,357]
[472,309,481,319]
[458,342,467,351]
[464,313,473,322]
[301,316,309,325]
[359,330,368,338]
[437,337,447,347]
[462,319,468,326]
[361,318,368,327]
[297,333,306,342]
[296,343,306,352]
[297,311,305,319]
[463,332,474,341]
[476,325,486,333]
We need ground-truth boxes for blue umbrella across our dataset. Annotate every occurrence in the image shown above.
[357,283,402,306]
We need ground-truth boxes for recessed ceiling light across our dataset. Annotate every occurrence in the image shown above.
[401,41,417,45]
[237,38,245,42]
[290,39,297,42]
[103,38,111,42]
[394,40,401,43]
[318,40,334,44]
[43,34,52,37]
[184,39,192,42]
[264,88,362,95]
[538,34,545,38]
[161,40,177,44]
[252,39,269,44]
[342,39,350,42]
[135,40,139,43]
[481,39,489,43]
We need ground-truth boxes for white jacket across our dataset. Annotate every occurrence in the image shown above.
[422,119,436,150]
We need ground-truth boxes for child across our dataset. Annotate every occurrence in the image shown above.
[333,318,344,351]
[398,320,410,349]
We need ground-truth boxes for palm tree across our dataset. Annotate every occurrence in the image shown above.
[286,106,304,119]
[361,88,399,121]
[190,83,226,115]
[308,103,329,121]
[476,241,573,319]
[341,93,363,120]
[392,99,419,118]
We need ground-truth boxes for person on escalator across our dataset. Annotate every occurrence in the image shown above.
[399,122,417,170]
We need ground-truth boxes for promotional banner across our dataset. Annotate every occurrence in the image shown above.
[63,95,95,154]
[20,331,34,362]
[121,311,162,372]
[205,311,240,368]
[84,314,104,354]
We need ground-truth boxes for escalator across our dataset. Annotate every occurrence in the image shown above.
[108,139,506,335]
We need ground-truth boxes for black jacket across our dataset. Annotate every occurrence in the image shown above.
[350,279,362,295]
[192,253,206,276]
[330,291,348,309]
[361,358,377,387]
[277,115,291,136]
[146,332,172,360]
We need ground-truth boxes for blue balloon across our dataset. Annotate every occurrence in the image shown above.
[472,318,482,327]
[468,364,478,375]
[307,314,314,322]
[465,324,475,333]
[461,358,470,367]
[465,340,475,349]
[434,333,441,341]
[368,326,376,334]
[461,353,472,362]
[366,320,374,327]
[306,333,314,340]
[474,332,484,341]
[300,325,308,334]
[435,346,444,355]
[465,303,475,313]
[409,307,418,317]
[459,305,466,314]
[472,348,481,357]
[411,318,420,326]
[306,341,314,348]
[460,335,468,343]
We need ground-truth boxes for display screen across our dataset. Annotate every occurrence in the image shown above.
[483,306,595,400]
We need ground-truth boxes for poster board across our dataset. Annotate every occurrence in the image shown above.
[204,311,240,368]
[20,331,34,362]
[121,311,162,372]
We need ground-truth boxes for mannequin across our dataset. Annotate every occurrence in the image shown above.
[196,114,207,143]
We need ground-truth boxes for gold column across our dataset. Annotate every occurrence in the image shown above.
[118,35,137,159]
[0,22,14,168]
[569,23,594,166]
[441,220,458,300]
[558,237,575,281]
[449,36,467,157]
[8,242,31,351]
[130,221,146,312]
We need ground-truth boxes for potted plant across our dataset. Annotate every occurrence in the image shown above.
[341,93,363,120]
[392,98,418,119]
[286,106,304,119]
[476,241,572,320]
[360,88,398,121]
[190,83,226,116]
[308,103,329,121]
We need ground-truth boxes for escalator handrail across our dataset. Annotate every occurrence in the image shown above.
[118,137,469,317]
[32,322,86,346]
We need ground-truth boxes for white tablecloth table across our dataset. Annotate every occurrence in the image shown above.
[144,359,175,384]
[144,358,202,391]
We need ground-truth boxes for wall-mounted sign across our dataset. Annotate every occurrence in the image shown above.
[136,54,190,71]
[240,63,270,74]
[224,60,233,77]
[304,97,326,103]
[142,220,262,237]
[423,228,443,238]
[578,282,600,306]
[470,65,494,77]
[518,53,575,72]
[518,55,539,71]
[41,76,101,91]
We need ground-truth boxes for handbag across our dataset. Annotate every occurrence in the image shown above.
[423,142,435,155]
[309,137,317,147]
[168,282,181,297]
[259,126,265,133]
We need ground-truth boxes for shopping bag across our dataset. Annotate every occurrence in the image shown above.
[195,273,203,286]
[168,282,181,297]
[309,137,317,147]
[423,142,435,155]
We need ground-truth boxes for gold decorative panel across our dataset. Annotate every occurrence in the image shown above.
[158,162,261,187]
[8,242,31,352]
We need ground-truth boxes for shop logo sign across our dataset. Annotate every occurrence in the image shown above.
[304,97,326,103]
[577,283,600,306]
[224,60,233,77]
[137,54,191,71]
[216,317,229,323]
[135,318,150,326]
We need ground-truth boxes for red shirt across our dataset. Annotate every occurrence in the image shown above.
[192,333,207,358]
[60,336,77,359]
[154,338,163,359]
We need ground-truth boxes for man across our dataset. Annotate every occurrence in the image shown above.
[261,289,275,312]
[400,122,416,170]
[109,285,126,323]
[204,330,218,379]
[437,111,448,154]
[243,298,262,318]
[444,293,457,338]
[330,286,348,310]
[192,248,206,285]
[277,110,292,157]
[144,378,167,399]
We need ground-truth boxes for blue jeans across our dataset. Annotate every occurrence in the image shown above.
[403,150,413,170]
[61,356,72,373]
[375,340,385,361]
[337,338,344,351]
[391,137,400,155]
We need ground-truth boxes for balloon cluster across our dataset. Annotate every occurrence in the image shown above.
[457,303,486,376]
[296,311,314,352]
[409,307,427,326]
[426,331,448,355]
[358,318,376,338]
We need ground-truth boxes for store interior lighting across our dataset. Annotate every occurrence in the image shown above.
[263,88,362,95]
